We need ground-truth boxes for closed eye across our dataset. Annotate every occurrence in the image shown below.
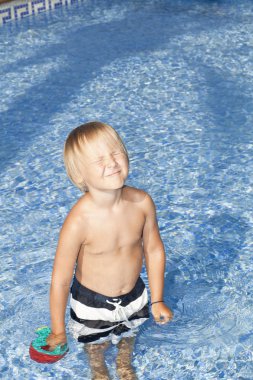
[91,158,103,165]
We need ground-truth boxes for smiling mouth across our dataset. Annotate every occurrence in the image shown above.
[106,171,121,177]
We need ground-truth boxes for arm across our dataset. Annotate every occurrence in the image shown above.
[142,194,173,323]
[47,211,84,348]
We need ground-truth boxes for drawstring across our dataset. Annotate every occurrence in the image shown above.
[106,298,128,322]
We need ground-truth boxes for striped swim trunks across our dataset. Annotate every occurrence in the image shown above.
[69,276,149,345]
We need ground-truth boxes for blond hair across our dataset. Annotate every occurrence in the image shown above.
[64,121,129,192]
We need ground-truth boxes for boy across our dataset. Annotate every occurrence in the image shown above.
[47,121,173,379]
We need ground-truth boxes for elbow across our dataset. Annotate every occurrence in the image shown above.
[50,277,72,291]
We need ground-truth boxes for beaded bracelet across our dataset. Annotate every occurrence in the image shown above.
[151,300,164,306]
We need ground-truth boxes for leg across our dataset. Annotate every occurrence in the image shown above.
[85,341,111,380]
[116,337,137,380]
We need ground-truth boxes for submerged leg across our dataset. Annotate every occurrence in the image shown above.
[116,337,137,380]
[85,341,111,380]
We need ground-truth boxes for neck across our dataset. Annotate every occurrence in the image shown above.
[88,187,124,209]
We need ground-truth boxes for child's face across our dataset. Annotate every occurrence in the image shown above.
[80,138,129,192]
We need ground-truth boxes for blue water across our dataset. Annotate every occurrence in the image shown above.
[1,0,253,378]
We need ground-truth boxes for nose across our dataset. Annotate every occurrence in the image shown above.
[105,154,117,167]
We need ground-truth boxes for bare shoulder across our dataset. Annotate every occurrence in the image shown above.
[123,186,155,210]
[61,194,90,233]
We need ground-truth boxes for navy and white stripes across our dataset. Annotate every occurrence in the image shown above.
[69,276,149,344]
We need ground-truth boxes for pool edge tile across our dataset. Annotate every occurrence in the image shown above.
[0,0,83,25]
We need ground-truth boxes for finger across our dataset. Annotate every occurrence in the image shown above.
[162,314,173,322]
[155,319,167,325]
[154,315,164,324]
[154,315,172,324]
[46,338,59,348]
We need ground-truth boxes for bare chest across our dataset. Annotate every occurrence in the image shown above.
[83,208,145,254]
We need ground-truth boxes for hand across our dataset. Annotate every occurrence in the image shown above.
[46,331,67,351]
[151,302,173,324]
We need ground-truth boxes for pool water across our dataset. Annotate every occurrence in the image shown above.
[1,0,253,379]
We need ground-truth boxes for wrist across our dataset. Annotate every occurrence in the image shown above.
[51,327,66,336]
[150,300,164,306]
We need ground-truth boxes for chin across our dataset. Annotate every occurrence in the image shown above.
[108,181,125,191]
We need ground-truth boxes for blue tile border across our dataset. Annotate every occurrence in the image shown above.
[0,7,12,24]
[0,0,82,25]
[14,3,29,19]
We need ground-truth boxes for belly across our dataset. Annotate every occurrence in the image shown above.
[75,246,143,297]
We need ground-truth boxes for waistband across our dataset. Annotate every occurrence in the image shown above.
[71,276,146,307]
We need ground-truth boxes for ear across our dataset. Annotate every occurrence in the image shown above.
[81,181,88,192]
[71,172,87,192]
